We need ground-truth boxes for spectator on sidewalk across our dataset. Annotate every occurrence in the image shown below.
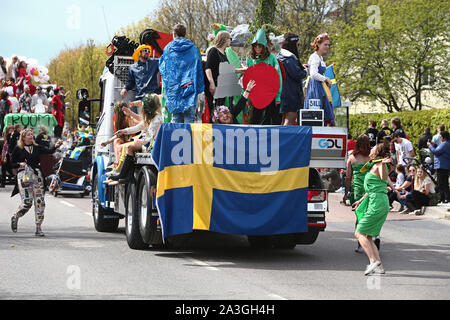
[404,166,436,215]
[428,131,450,204]
[391,117,407,139]
[392,132,414,166]
[365,120,379,148]
[418,127,432,150]
[388,164,406,211]
[432,124,445,147]
[377,119,392,144]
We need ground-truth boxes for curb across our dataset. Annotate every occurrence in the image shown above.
[423,205,449,220]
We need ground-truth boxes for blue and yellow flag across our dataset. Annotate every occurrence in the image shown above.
[325,65,342,108]
[152,124,313,239]
[70,146,86,160]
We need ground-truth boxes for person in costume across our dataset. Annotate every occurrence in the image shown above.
[159,24,205,124]
[121,44,161,105]
[352,140,392,275]
[304,33,335,126]
[51,88,64,138]
[247,29,283,125]
[277,33,308,126]
[107,94,162,186]
[10,129,63,237]
[212,80,256,124]
[344,134,371,253]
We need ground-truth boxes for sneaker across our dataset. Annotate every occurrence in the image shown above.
[400,208,411,215]
[35,228,45,237]
[11,216,18,233]
[398,205,405,212]
[373,266,386,275]
[364,261,381,276]
[415,208,425,216]
[355,246,364,254]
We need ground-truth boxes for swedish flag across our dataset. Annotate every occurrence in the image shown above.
[152,124,313,238]
[325,65,342,108]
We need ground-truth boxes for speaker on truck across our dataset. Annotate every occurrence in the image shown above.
[300,110,324,127]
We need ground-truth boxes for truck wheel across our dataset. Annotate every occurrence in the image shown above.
[125,183,148,250]
[247,236,272,249]
[296,230,320,245]
[273,234,297,250]
[137,168,161,245]
[92,173,119,233]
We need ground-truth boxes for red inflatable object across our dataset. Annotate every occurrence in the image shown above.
[243,63,280,109]
[144,32,173,58]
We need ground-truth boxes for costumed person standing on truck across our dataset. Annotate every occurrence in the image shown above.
[277,33,308,126]
[10,129,62,237]
[120,43,161,111]
[159,24,205,124]
[304,33,335,126]
[352,140,392,275]
[247,29,283,126]
[106,93,163,186]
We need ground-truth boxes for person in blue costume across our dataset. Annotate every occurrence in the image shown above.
[159,24,205,124]
[304,33,335,126]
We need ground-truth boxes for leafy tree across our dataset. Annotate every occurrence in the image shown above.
[333,0,450,112]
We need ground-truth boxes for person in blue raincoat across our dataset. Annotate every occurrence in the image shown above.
[159,24,205,123]
[304,33,335,126]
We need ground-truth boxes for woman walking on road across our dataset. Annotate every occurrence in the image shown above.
[10,129,62,237]
[353,140,392,275]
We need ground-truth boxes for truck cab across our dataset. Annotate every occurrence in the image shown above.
[79,52,348,251]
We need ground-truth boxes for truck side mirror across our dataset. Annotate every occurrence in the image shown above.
[77,88,89,100]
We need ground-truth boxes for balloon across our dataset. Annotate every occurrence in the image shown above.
[30,68,39,76]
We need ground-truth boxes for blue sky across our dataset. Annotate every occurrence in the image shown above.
[0,0,159,66]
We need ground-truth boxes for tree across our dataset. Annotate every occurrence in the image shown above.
[332,0,450,112]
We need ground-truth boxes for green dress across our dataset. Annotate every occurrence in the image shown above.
[355,163,389,237]
[350,163,366,205]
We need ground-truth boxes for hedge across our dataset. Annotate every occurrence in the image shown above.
[349,108,450,153]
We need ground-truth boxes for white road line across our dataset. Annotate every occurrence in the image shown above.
[60,200,75,208]
[187,257,220,271]
[84,212,92,217]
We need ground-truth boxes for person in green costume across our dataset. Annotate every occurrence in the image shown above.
[246,29,283,125]
[353,140,393,276]
[344,134,371,253]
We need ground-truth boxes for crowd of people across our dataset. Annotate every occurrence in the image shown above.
[344,117,450,274]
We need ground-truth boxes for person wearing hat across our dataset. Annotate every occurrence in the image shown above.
[120,44,161,107]
[246,29,283,125]
[107,94,163,185]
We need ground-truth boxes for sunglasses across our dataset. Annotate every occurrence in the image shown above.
[142,49,151,53]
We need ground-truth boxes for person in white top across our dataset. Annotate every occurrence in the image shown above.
[404,166,435,215]
[31,86,48,112]
[304,33,335,126]
[392,132,415,166]
[107,94,163,186]
[0,57,7,81]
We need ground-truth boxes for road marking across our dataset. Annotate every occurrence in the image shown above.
[60,200,75,208]
[84,212,92,217]
[186,257,220,271]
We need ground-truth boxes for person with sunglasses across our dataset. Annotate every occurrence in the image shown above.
[120,44,161,107]
[31,86,48,113]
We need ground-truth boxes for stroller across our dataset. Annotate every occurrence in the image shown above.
[49,137,93,198]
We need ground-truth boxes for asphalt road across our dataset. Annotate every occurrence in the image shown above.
[0,186,449,300]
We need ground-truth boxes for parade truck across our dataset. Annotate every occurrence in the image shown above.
[79,32,348,251]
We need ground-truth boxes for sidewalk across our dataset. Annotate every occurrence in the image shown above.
[327,192,448,223]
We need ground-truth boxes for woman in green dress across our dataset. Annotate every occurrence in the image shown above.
[353,140,392,276]
[344,134,371,253]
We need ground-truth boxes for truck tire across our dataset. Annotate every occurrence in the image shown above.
[92,173,119,233]
[137,167,161,245]
[125,183,148,250]
[296,230,320,245]
[247,236,272,249]
[272,234,297,250]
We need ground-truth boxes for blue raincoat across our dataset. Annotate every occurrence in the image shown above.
[159,38,205,114]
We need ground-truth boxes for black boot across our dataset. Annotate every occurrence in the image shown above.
[111,155,135,183]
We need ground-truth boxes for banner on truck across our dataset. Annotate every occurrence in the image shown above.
[152,123,313,239]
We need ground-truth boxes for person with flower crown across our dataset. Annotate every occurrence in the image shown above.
[212,80,256,124]
[106,94,163,186]
[304,33,335,126]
